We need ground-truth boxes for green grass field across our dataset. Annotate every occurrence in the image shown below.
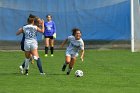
[0,49,140,93]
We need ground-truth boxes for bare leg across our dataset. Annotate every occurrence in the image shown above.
[67,57,76,75]
[62,56,71,71]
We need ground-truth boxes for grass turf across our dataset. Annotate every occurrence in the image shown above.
[0,50,140,93]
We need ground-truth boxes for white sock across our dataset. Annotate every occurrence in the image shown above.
[24,58,30,70]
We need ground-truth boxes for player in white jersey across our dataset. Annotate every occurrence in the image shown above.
[16,17,45,75]
[61,28,84,75]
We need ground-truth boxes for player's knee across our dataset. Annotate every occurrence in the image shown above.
[66,61,70,64]
[33,56,38,60]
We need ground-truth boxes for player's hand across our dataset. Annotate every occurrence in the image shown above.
[53,33,56,39]
[41,19,44,24]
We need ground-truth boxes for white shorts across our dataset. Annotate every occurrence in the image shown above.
[65,50,78,58]
[24,40,38,51]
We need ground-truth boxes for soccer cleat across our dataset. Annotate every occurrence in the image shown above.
[62,65,67,71]
[51,54,54,57]
[24,69,28,76]
[66,71,70,75]
[19,66,24,74]
[25,73,28,76]
[40,73,45,75]
[66,68,73,75]
[44,54,48,57]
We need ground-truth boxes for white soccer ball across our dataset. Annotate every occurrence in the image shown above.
[75,70,83,77]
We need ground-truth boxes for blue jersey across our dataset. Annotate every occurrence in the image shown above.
[44,21,56,36]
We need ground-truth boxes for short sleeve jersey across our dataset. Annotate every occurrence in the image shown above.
[66,35,84,53]
[23,24,37,40]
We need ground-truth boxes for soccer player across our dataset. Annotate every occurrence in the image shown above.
[18,14,42,74]
[44,14,56,57]
[61,28,85,75]
[16,17,45,75]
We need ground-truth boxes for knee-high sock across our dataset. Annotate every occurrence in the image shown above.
[50,47,54,54]
[36,58,43,73]
[24,58,30,70]
[45,47,48,54]
[22,60,25,68]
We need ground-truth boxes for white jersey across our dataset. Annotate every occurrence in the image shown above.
[23,24,37,41]
[66,35,84,53]
[23,24,38,51]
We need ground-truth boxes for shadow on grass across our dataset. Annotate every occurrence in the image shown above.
[0,72,68,77]
[0,72,21,76]
[47,73,66,76]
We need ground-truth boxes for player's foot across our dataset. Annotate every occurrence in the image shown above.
[24,72,28,76]
[66,71,70,75]
[66,68,73,75]
[24,69,28,76]
[19,66,24,74]
[62,65,67,71]
[40,73,45,75]
[51,54,54,57]
[44,54,48,57]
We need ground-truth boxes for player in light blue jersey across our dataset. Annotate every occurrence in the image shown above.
[16,17,45,75]
[61,28,85,75]
[44,14,56,57]
[18,14,42,74]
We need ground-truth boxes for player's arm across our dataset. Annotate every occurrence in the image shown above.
[53,23,56,38]
[80,42,85,62]
[37,19,44,33]
[80,49,84,62]
[60,39,68,48]
[16,27,23,35]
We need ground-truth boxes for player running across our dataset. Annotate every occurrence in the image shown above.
[44,14,56,57]
[18,14,42,74]
[61,28,85,75]
[16,17,45,75]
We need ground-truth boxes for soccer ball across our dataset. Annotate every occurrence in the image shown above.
[75,70,83,77]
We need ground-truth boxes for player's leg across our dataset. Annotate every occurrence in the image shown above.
[19,41,25,74]
[44,37,50,57]
[62,56,71,71]
[19,60,25,74]
[50,37,54,56]
[29,53,34,64]
[67,57,76,75]
[31,49,45,74]
[24,51,31,75]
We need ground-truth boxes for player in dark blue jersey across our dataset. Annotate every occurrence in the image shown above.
[44,14,56,57]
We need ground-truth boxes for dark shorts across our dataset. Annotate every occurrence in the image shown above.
[45,36,54,39]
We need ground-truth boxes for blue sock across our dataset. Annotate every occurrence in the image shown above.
[36,58,43,73]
